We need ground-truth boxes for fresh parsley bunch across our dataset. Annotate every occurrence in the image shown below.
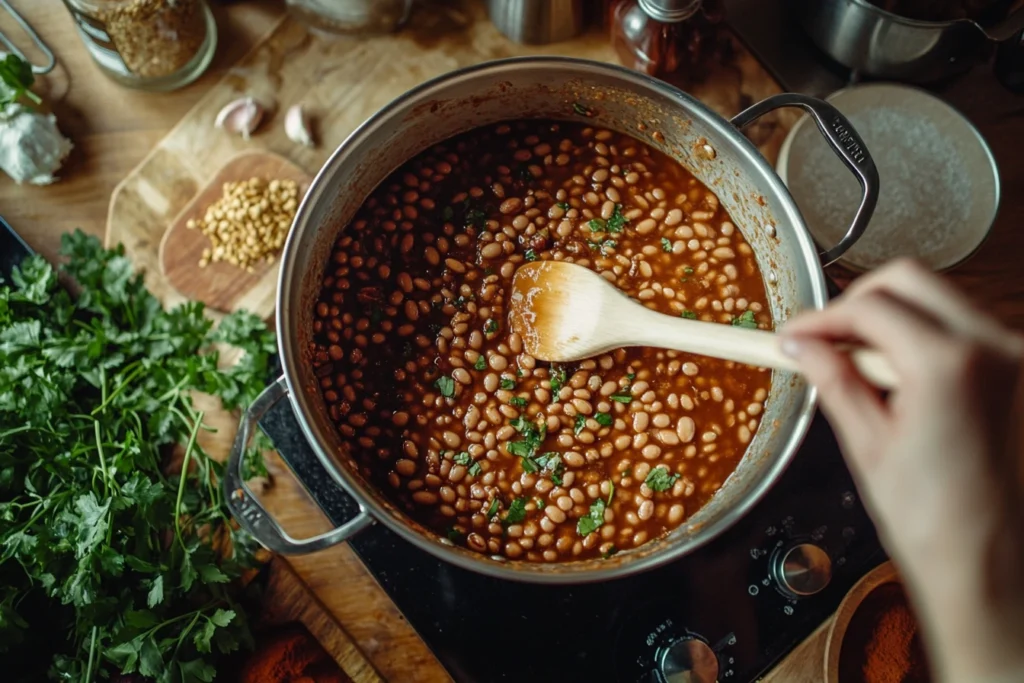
[0,231,275,682]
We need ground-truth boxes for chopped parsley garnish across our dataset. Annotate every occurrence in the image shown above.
[684,266,695,274]
[507,416,547,465]
[572,101,593,117]
[577,499,607,536]
[594,412,613,427]
[535,452,565,486]
[610,393,632,403]
[556,202,570,211]
[661,237,673,252]
[731,310,758,329]
[549,366,567,399]
[468,461,483,477]
[500,378,516,390]
[442,206,454,221]
[602,545,620,559]
[587,238,617,255]
[474,356,487,370]
[574,414,586,436]
[524,248,538,262]
[681,310,697,320]
[486,498,500,519]
[434,375,456,398]
[505,498,528,524]
[484,318,499,334]
[509,396,527,408]
[645,467,681,492]
[453,452,472,465]
[588,218,606,232]
[606,204,628,233]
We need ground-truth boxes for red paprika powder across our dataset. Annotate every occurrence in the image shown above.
[839,582,932,683]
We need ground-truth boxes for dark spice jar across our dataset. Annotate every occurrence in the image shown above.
[610,0,726,85]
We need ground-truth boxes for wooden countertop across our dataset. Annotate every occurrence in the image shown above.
[6,3,1023,683]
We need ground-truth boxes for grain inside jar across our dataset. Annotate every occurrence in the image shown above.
[310,120,772,562]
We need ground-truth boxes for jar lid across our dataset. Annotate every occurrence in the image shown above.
[777,83,1000,272]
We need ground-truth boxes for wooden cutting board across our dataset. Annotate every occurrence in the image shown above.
[105,2,803,680]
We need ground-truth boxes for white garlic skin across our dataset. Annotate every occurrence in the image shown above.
[284,104,315,148]
[0,104,73,185]
[214,97,264,139]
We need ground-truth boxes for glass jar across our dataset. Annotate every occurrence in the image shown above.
[610,0,724,84]
[284,0,413,36]
[61,0,217,91]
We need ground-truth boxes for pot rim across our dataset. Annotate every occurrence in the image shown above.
[277,55,826,583]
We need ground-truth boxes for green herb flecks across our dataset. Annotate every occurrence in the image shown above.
[731,310,758,329]
[434,375,456,398]
[577,499,607,536]
[645,467,681,492]
[505,498,528,524]
[606,204,628,233]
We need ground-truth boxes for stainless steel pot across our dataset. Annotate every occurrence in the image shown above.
[224,57,878,584]
[798,0,1024,82]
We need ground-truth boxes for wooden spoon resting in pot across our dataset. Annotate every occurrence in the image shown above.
[509,261,897,389]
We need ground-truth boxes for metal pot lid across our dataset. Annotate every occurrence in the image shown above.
[777,83,1000,272]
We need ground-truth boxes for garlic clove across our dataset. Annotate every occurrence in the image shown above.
[214,97,264,139]
[284,104,315,148]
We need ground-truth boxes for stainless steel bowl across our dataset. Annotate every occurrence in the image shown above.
[225,57,878,584]
[798,0,1024,81]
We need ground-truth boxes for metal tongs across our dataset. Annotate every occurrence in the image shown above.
[0,0,54,74]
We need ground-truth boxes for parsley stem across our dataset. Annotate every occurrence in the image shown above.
[93,421,111,497]
[174,411,204,549]
[84,626,97,683]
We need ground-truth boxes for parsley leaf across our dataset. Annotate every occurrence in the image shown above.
[434,375,456,397]
[606,204,628,233]
[577,499,607,536]
[505,498,528,524]
[731,310,758,329]
[645,467,681,492]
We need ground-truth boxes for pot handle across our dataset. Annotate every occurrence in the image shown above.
[224,375,374,554]
[731,93,879,267]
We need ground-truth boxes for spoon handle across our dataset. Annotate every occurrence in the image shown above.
[626,309,898,389]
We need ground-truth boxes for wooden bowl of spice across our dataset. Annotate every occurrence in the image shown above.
[824,561,933,683]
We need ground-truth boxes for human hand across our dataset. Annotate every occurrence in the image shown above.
[780,260,1024,682]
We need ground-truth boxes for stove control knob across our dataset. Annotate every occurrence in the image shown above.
[771,542,832,598]
[657,637,718,683]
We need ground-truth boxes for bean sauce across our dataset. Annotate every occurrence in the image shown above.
[310,120,772,562]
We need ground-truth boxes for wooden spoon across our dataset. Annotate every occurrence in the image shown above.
[509,261,897,389]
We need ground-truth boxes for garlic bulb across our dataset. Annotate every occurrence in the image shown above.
[214,97,264,139]
[0,104,73,185]
[284,104,315,147]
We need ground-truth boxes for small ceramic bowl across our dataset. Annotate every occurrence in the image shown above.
[778,83,1000,272]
